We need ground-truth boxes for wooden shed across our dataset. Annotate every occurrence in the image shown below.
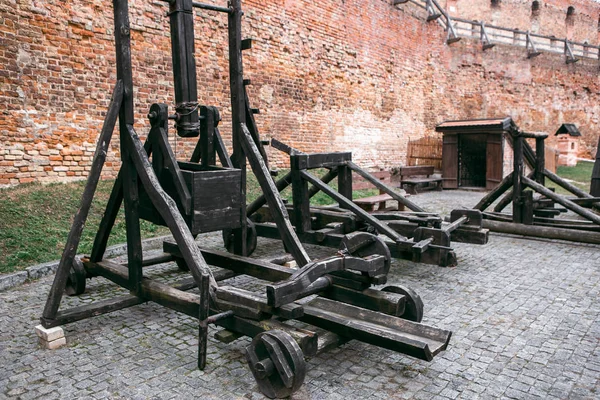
[436,117,516,190]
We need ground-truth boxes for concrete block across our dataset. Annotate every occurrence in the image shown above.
[35,325,65,342]
[39,336,67,350]
[284,260,298,269]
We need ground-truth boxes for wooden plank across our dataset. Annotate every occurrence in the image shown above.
[512,134,524,223]
[398,166,435,176]
[442,134,458,189]
[240,123,311,265]
[300,297,451,361]
[486,134,503,189]
[347,162,424,212]
[535,137,545,185]
[337,165,353,209]
[41,81,123,320]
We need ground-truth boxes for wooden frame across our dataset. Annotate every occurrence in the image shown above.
[40,1,454,398]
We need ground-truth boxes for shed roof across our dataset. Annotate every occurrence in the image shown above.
[435,117,516,133]
[555,123,581,137]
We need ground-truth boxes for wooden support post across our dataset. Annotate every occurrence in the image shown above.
[169,0,200,138]
[512,133,524,223]
[198,273,210,370]
[522,190,534,225]
[535,137,545,185]
[240,124,311,265]
[214,127,234,169]
[291,155,312,234]
[592,136,600,197]
[228,0,247,256]
[337,164,353,210]
[41,81,123,321]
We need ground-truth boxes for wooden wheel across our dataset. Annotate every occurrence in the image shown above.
[222,220,257,256]
[65,258,87,296]
[382,285,424,322]
[246,330,306,399]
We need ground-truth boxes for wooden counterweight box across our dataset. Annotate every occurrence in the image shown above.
[139,162,243,234]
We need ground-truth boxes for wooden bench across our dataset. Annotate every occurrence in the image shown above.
[353,192,409,212]
[396,166,442,195]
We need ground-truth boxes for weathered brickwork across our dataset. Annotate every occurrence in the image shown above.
[1,0,599,187]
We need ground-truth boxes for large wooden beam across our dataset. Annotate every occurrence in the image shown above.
[42,81,123,320]
[240,123,311,265]
[544,169,594,199]
[482,219,600,244]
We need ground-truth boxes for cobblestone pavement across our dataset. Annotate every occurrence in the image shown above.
[1,190,599,399]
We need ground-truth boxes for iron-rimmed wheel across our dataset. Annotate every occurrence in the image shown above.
[246,330,306,399]
[340,232,391,276]
[65,258,87,296]
[222,220,257,256]
[382,285,424,322]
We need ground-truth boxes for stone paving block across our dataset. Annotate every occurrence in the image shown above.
[0,191,599,399]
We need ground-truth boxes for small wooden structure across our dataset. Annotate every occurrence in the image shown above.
[437,117,514,190]
[555,123,581,167]
[39,1,455,398]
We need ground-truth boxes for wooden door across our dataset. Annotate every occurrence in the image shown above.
[442,134,458,189]
[486,133,503,190]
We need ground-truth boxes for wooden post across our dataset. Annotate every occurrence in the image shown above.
[590,136,600,197]
[169,0,200,138]
[291,155,312,234]
[337,164,353,210]
[512,132,524,223]
[228,0,247,256]
[535,137,545,185]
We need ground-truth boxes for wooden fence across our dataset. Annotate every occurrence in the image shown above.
[406,136,443,170]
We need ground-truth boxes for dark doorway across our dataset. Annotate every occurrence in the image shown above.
[458,134,487,187]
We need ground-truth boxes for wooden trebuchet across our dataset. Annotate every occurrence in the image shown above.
[40,1,453,399]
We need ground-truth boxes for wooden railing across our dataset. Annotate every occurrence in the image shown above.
[395,0,600,64]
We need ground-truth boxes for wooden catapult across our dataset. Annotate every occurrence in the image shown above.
[39,1,455,397]
[473,125,600,243]
[245,138,489,268]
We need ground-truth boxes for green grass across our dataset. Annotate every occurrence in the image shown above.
[0,170,377,274]
[546,162,593,195]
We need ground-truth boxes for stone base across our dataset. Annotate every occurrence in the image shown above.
[35,325,66,350]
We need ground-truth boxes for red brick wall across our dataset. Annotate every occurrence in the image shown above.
[1,0,599,187]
